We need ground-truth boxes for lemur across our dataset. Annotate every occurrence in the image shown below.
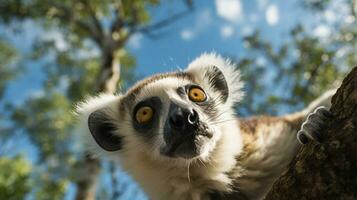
[76,53,335,200]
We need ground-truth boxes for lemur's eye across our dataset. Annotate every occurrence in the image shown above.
[188,87,207,102]
[136,106,154,124]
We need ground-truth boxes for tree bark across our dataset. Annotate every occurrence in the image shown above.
[74,50,121,200]
[265,67,357,200]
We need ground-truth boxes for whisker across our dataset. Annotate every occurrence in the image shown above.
[197,157,207,168]
[208,111,231,122]
[209,111,236,122]
[208,118,237,126]
[187,161,191,183]
[209,118,237,125]
[204,157,215,168]
[204,110,233,121]
[205,107,234,122]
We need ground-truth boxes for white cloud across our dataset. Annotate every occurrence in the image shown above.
[42,30,68,51]
[336,46,350,58]
[266,4,279,26]
[220,25,234,38]
[28,89,45,99]
[128,33,143,49]
[215,0,243,23]
[76,40,100,59]
[180,9,212,40]
[313,25,331,38]
[344,15,355,24]
[181,30,194,40]
[256,57,267,66]
[324,10,336,23]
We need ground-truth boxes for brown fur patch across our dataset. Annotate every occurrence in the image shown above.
[236,115,301,162]
[240,116,281,134]
[239,115,303,136]
[227,115,303,182]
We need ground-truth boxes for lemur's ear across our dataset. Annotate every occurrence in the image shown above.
[186,53,244,105]
[76,94,123,152]
[88,109,122,151]
[203,65,229,102]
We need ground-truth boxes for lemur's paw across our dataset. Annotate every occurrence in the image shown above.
[297,106,333,144]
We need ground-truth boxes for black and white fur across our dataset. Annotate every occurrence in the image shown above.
[76,53,334,200]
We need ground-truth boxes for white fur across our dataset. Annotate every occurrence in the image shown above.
[74,94,123,158]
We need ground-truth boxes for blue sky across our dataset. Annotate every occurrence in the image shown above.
[129,0,309,75]
[0,0,352,199]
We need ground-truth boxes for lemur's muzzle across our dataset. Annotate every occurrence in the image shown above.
[161,103,205,158]
[168,103,199,131]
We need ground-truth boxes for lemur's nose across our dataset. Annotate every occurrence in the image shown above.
[169,104,199,131]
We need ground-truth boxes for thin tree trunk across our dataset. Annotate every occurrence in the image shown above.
[265,67,357,200]
[74,50,121,200]
[74,154,101,200]
[97,50,121,93]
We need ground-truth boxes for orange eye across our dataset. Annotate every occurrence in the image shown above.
[188,87,207,102]
[135,106,154,123]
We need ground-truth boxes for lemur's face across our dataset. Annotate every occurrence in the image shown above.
[123,73,224,160]
[81,54,243,162]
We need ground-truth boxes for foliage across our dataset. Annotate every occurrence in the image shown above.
[236,5,356,115]
[0,39,19,99]
[0,156,31,200]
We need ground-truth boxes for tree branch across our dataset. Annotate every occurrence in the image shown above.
[135,8,192,38]
[110,0,125,35]
[50,2,104,47]
[80,0,105,46]
[265,67,357,200]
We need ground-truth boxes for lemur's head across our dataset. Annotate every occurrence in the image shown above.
[77,53,243,163]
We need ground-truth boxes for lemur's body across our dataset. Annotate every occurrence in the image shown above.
[77,53,334,200]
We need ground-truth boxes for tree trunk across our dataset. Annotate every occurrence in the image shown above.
[265,67,357,200]
[74,154,101,200]
[74,50,121,200]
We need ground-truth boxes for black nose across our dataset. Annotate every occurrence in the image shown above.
[169,104,199,131]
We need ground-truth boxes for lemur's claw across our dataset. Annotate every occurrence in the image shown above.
[297,106,332,145]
